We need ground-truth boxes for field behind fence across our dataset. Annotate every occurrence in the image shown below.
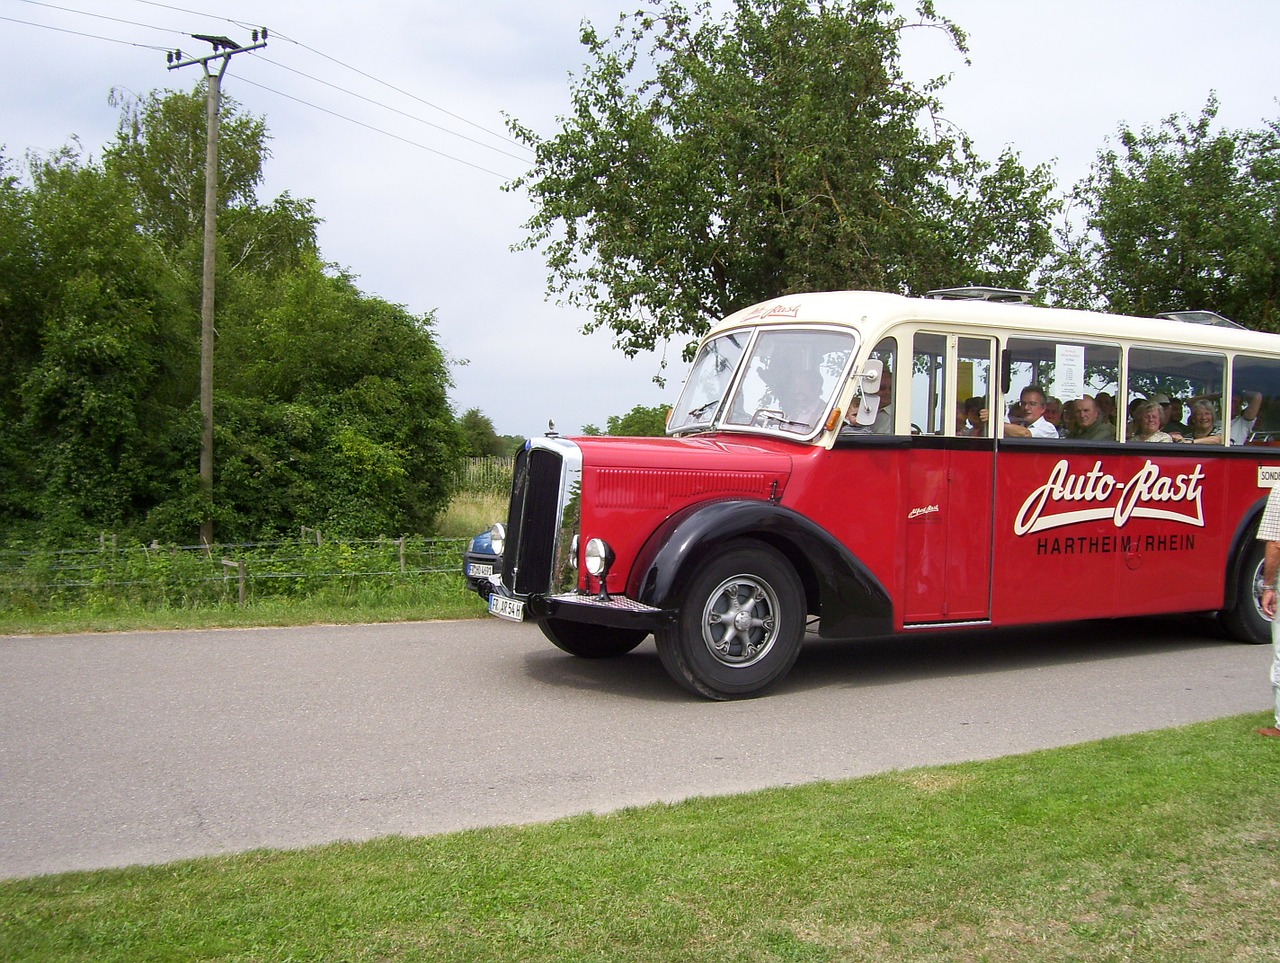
[1,458,517,616]
[0,534,474,613]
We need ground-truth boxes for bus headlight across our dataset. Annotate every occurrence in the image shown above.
[583,537,614,577]
[489,522,506,557]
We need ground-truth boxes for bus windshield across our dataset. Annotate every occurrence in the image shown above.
[669,327,857,437]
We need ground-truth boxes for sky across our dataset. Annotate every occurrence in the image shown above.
[2,0,1279,438]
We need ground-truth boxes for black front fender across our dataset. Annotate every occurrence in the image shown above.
[629,499,893,640]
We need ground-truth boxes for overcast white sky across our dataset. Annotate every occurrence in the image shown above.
[2,0,1278,437]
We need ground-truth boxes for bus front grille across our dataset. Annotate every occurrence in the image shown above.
[502,445,565,596]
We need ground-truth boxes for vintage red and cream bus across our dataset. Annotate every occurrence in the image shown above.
[472,287,1280,699]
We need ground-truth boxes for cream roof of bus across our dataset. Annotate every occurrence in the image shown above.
[712,290,1280,355]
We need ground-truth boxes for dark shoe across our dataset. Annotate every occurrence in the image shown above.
[1256,727,1280,738]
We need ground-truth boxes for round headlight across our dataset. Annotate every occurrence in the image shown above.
[489,522,506,557]
[583,537,614,577]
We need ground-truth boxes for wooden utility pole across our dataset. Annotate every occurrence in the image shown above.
[167,31,267,545]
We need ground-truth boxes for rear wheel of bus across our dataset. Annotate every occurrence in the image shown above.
[656,541,805,700]
[1220,537,1272,645]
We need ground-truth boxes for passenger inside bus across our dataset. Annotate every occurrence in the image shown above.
[1128,400,1174,442]
[1185,389,1261,444]
[1043,397,1066,437]
[1183,399,1223,443]
[778,366,825,427]
[1066,395,1114,441]
[870,368,894,433]
[1003,387,1058,438]
[1162,395,1190,435]
[1231,390,1263,444]
[1096,392,1117,424]
[1061,399,1079,435]
[961,396,986,436]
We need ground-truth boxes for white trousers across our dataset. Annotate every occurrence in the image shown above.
[1272,612,1280,726]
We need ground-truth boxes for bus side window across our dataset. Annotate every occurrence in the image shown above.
[1005,337,1119,441]
[912,332,945,434]
[1232,355,1280,445]
[1130,347,1225,443]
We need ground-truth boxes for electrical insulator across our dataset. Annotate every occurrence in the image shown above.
[252,30,258,42]
[261,27,268,40]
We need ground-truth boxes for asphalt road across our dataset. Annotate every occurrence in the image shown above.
[0,615,1271,878]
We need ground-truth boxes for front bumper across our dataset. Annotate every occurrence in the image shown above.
[484,583,673,631]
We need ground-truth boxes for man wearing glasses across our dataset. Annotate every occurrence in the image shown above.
[1003,387,1059,439]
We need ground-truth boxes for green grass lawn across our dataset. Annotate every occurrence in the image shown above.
[2,714,1277,962]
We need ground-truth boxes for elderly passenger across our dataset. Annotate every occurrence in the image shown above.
[1184,399,1223,444]
[1067,395,1115,441]
[1128,399,1174,442]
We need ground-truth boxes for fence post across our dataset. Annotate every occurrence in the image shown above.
[398,535,407,573]
[222,558,246,606]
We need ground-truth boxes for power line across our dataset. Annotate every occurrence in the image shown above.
[11,1,535,175]
[257,56,531,164]
[235,75,520,180]
[116,0,530,154]
[0,11,168,51]
[262,29,529,156]
[13,0,181,40]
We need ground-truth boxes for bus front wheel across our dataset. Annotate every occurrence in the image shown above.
[655,541,805,700]
[1220,539,1272,645]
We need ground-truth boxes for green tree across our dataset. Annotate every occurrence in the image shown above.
[508,0,1058,359]
[590,404,672,436]
[192,259,466,539]
[6,148,191,539]
[0,87,465,544]
[459,408,507,456]
[1054,97,1280,330]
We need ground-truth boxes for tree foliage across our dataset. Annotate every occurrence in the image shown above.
[582,404,672,436]
[508,0,1059,359]
[1055,97,1280,330]
[0,85,464,544]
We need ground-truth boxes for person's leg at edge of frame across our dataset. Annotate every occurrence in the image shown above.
[1262,610,1280,738]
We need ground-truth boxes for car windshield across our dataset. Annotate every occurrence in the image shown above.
[669,327,856,437]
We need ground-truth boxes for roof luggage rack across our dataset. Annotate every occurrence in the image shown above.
[924,285,1034,303]
[1155,310,1245,329]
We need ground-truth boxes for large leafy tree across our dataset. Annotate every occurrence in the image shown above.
[508,0,1058,358]
[0,86,464,543]
[1055,97,1280,330]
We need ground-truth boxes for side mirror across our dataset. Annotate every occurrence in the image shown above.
[853,358,883,426]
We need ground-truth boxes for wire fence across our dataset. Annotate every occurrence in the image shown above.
[453,456,515,495]
[0,533,473,611]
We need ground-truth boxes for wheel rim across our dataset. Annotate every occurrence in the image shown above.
[1251,557,1274,623]
[699,574,780,667]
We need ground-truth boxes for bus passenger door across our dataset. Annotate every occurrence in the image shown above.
[902,334,996,624]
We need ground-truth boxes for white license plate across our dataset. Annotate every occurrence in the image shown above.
[467,562,494,578]
[488,594,525,622]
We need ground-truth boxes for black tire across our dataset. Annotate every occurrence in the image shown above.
[655,541,805,700]
[1220,537,1272,644]
[538,618,649,658]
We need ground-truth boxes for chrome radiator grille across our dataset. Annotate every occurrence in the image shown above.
[502,443,567,596]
